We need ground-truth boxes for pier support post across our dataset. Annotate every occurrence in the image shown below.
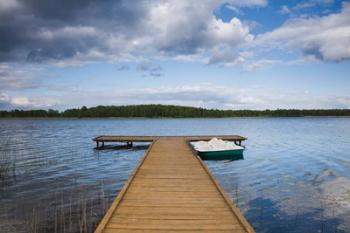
[233,140,242,146]
[126,141,133,148]
[96,141,99,150]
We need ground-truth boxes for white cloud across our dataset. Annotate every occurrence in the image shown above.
[2,82,349,110]
[0,93,59,109]
[257,2,350,61]
[2,0,349,67]
[0,0,20,12]
[0,93,11,109]
[143,1,253,60]
[293,0,334,10]
[225,4,240,14]
[116,85,350,109]
[37,26,98,41]
[244,59,282,70]
[207,46,241,65]
[76,1,254,66]
[10,97,30,106]
[226,0,267,7]
[0,64,39,90]
[279,5,291,15]
[206,17,253,46]
[0,0,259,66]
[18,84,349,110]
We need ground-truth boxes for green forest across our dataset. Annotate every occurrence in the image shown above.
[0,105,350,118]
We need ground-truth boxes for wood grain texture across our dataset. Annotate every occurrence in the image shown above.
[94,137,254,233]
[94,135,246,142]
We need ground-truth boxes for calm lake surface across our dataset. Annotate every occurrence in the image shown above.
[0,118,350,233]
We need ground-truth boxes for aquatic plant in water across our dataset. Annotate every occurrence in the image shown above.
[0,142,11,180]
[0,160,10,179]
[0,187,110,233]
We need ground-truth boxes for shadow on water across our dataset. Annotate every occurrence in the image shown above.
[200,154,244,161]
[95,144,149,151]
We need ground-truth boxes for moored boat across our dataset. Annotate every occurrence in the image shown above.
[191,138,244,160]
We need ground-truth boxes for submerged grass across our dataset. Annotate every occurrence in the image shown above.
[0,186,110,233]
[21,186,110,233]
[0,135,145,233]
[1,144,111,233]
[0,138,13,180]
[0,159,10,180]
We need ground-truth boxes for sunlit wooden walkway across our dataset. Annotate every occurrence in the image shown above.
[94,136,254,233]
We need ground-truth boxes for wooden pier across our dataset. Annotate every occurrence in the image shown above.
[94,135,254,233]
[94,135,246,149]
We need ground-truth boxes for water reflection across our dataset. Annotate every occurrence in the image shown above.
[0,120,147,232]
[201,154,244,161]
[1,118,350,233]
[245,197,343,233]
[95,144,149,151]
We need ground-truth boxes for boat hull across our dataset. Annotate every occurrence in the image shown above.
[198,149,244,160]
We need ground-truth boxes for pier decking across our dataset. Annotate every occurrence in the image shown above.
[94,135,246,149]
[94,136,254,233]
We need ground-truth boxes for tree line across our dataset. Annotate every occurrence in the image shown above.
[0,105,350,118]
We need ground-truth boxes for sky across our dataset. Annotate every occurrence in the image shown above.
[0,0,350,110]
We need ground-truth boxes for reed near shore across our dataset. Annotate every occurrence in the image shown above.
[0,187,112,233]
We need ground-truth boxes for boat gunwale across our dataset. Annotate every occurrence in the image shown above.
[193,148,245,153]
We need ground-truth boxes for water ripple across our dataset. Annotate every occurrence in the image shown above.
[1,117,350,233]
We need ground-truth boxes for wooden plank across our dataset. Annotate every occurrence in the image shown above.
[106,223,243,230]
[128,185,217,192]
[115,206,231,214]
[94,141,156,233]
[94,137,254,233]
[93,135,246,142]
[188,141,255,233]
[94,136,157,142]
[132,177,213,185]
[120,200,228,208]
[108,218,239,225]
[122,195,224,202]
[104,229,246,233]
[110,213,240,220]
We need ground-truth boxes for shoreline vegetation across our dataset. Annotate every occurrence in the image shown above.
[1,104,350,118]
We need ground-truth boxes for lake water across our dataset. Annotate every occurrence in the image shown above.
[0,118,350,233]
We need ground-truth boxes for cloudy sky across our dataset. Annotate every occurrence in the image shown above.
[0,0,350,110]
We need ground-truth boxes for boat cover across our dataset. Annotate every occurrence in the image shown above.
[191,138,243,152]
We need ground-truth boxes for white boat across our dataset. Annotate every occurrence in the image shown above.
[191,138,244,160]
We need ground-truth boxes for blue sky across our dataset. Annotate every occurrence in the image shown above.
[0,0,349,110]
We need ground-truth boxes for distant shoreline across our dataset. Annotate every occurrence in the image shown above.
[1,104,350,118]
[0,115,350,120]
